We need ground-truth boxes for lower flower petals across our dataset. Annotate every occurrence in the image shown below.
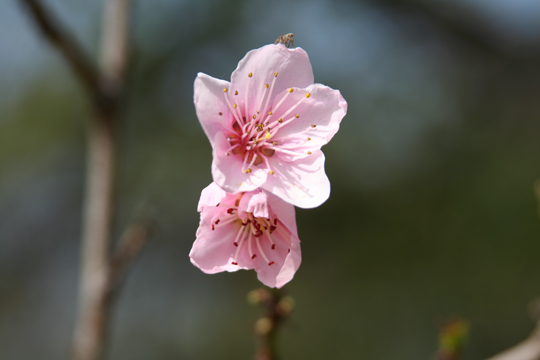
[263,151,330,209]
[191,183,302,288]
[190,216,239,274]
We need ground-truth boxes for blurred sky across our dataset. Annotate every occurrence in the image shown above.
[1,0,540,359]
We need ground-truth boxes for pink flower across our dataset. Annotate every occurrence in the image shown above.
[190,182,301,288]
[194,44,347,209]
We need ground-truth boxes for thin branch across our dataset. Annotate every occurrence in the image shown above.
[248,288,294,360]
[19,0,100,95]
[71,0,133,359]
[108,216,154,292]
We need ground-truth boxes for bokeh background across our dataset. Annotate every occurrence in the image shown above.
[2,0,540,359]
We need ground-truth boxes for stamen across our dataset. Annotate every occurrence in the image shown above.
[245,152,258,173]
[223,91,243,125]
[256,237,271,264]
[259,75,278,125]
[255,83,269,116]
[241,151,250,172]
[266,231,276,249]
[213,215,237,229]
[248,233,254,259]
[268,95,308,129]
[232,224,244,246]
[233,228,249,264]
[245,74,251,122]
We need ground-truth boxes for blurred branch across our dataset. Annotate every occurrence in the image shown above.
[19,0,100,95]
[248,288,295,360]
[108,216,154,291]
[20,0,140,359]
[72,0,133,359]
[485,300,540,360]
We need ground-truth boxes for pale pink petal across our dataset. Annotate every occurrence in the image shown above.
[190,213,239,274]
[194,73,232,147]
[238,191,270,219]
[256,230,301,288]
[191,183,302,288]
[229,44,314,118]
[275,241,302,288]
[267,84,347,151]
[197,182,227,212]
[211,132,268,193]
[264,151,330,209]
[265,191,298,236]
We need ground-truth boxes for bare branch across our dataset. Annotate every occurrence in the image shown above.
[248,288,294,360]
[19,0,100,95]
[108,216,154,292]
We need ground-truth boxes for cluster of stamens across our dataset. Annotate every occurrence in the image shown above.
[211,202,291,267]
[220,71,318,175]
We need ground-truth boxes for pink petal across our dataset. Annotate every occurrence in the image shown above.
[197,182,227,212]
[211,132,268,193]
[268,84,347,150]
[255,231,301,288]
[264,151,330,209]
[265,190,298,236]
[190,213,239,274]
[229,44,314,118]
[194,73,232,147]
[238,190,270,219]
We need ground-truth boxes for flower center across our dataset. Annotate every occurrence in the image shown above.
[221,72,315,175]
[211,204,291,266]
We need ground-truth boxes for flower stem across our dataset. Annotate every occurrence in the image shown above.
[249,288,295,360]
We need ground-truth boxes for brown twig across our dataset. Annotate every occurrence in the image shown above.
[19,0,100,95]
[248,288,294,360]
[72,0,133,359]
[19,0,140,359]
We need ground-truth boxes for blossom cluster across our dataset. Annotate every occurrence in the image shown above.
[190,43,347,288]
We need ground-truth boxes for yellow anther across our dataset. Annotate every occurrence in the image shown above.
[278,118,283,123]
[235,90,238,95]
[274,72,278,77]
[295,114,299,118]
[268,111,273,115]
[226,152,230,156]
[288,88,294,93]
[311,125,316,128]
[265,84,269,88]
[253,115,257,119]
[272,141,277,145]
[305,93,311,98]
[257,111,260,114]
[307,137,311,141]
[307,151,312,155]
[248,72,253,77]
[233,104,237,109]
[265,131,271,139]
[245,168,252,173]
[223,88,228,92]
[270,170,275,175]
